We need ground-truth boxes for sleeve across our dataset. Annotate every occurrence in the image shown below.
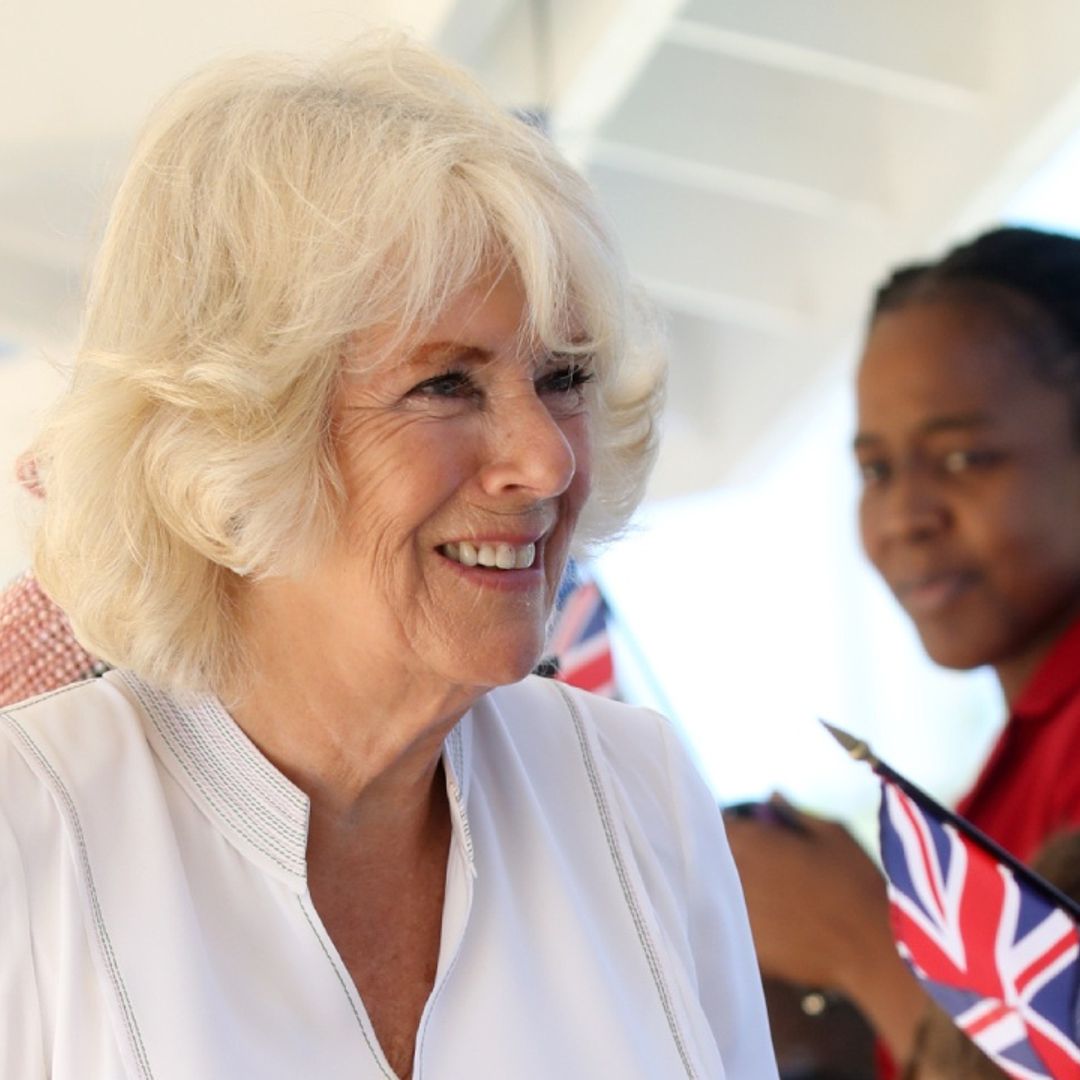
[659,720,780,1078]
[0,751,48,1078]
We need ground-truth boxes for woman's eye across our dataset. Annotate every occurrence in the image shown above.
[409,371,478,400]
[537,364,594,395]
[940,448,1002,475]
[857,459,890,487]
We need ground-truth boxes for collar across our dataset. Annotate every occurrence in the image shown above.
[116,670,476,889]
[1012,613,1080,722]
[444,716,476,877]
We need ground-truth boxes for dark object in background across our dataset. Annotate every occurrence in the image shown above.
[727,799,806,832]
[725,802,876,1078]
[532,656,560,678]
[764,977,876,1080]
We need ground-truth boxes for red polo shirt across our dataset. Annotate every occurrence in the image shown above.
[877,618,1080,1077]
[956,614,1080,861]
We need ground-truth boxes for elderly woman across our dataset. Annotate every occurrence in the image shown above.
[1,37,776,1080]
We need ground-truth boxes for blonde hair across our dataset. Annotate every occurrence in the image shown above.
[33,33,666,692]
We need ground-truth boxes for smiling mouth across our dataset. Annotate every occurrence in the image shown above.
[440,540,537,570]
[896,572,975,615]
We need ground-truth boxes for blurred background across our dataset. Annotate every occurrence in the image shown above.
[5,0,1080,825]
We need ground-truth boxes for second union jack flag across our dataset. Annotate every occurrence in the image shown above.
[880,779,1080,1079]
[545,569,616,697]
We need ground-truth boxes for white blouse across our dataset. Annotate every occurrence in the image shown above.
[0,670,777,1079]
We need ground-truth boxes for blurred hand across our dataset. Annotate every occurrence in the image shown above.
[726,796,926,1060]
[726,797,887,988]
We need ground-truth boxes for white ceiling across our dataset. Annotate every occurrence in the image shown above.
[459,0,1080,494]
[4,0,1080,574]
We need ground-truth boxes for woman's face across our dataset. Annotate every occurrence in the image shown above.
[308,267,592,692]
[856,300,1080,697]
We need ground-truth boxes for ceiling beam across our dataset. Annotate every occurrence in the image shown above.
[639,275,810,339]
[587,138,886,226]
[433,0,519,65]
[546,0,685,166]
[666,18,982,112]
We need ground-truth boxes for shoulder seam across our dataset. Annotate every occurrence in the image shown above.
[552,682,699,1079]
[0,712,155,1079]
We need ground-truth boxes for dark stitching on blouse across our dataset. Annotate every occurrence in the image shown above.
[148,718,301,870]
[298,896,396,1080]
[120,675,306,843]
[2,681,92,713]
[182,697,305,825]
[150,720,303,876]
[126,681,305,878]
[415,727,475,1075]
[158,705,306,846]
[1,713,155,1080]
[187,691,302,804]
[121,674,304,814]
[443,727,474,867]
[449,725,464,785]
[553,683,699,1080]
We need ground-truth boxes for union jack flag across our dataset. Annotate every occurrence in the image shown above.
[544,567,617,697]
[880,779,1080,1079]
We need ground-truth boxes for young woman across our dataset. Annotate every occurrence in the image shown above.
[727,226,1080,1076]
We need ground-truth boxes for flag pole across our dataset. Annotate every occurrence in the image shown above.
[821,719,1080,922]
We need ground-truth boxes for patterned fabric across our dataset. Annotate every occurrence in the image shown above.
[880,779,1080,1079]
[0,572,108,707]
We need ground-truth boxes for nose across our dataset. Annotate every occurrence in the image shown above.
[860,464,949,552]
[478,391,579,501]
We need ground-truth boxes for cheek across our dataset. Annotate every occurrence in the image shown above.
[961,482,1043,558]
[335,415,399,497]
[339,410,468,498]
[951,486,1080,622]
[982,509,1080,595]
[566,417,593,505]
[857,496,881,564]
[334,420,461,559]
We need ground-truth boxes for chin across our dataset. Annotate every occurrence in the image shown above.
[484,654,544,688]
[917,630,994,672]
[448,642,545,690]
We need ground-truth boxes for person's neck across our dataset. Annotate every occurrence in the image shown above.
[224,576,488,831]
[994,601,1080,709]
[224,647,476,835]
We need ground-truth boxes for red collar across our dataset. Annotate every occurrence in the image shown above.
[1012,614,1080,722]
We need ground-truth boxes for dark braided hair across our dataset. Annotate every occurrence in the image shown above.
[871,226,1080,435]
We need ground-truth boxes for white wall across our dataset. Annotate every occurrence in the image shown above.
[598,372,1004,824]
[0,346,67,581]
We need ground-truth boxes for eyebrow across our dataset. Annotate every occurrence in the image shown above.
[408,341,587,371]
[853,412,995,451]
[407,342,493,369]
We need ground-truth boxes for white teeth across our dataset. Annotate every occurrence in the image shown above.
[442,540,536,570]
